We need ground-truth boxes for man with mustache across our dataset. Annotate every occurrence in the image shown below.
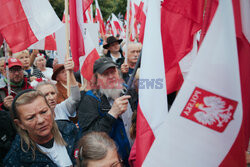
[77,57,134,167]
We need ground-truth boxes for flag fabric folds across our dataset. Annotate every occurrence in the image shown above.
[0,0,63,53]
[29,34,57,51]
[136,0,168,166]
[144,0,244,166]
[70,0,98,79]
[161,0,204,94]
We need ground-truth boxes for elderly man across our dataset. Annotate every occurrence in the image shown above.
[0,58,32,110]
[104,36,124,68]
[121,42,141,83]
[3,90,79,166]
[77,57,134,167]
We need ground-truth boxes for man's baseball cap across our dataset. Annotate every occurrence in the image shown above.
[5,58,22,68]
[93,57,117,74]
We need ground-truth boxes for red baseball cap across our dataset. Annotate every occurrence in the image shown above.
[5,58,23,68]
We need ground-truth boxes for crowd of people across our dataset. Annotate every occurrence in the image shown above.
[0,35,144,167]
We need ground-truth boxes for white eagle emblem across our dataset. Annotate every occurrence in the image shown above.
[194,96,233,127]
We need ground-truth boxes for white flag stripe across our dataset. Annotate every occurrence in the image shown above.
[139,0,168,139]
[21,0,63,40]
[144,0,242,166]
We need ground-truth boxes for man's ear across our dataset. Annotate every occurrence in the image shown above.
[14,119,26,130]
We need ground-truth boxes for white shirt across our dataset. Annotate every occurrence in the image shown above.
[42,67,53,81]
[37,140,72,167]
[110,53,122,62]
[54,85,80,120]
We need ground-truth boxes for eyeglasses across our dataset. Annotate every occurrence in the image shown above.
[9,67,22,73]
[111,159,123,167]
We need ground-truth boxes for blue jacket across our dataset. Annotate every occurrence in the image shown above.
[3,120,80,167]
[78,90,131,167]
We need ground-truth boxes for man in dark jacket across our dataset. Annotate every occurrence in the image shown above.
[104,36,124,68]
[77,57,134,167]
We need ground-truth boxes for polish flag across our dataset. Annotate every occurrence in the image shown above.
[29,34,57,51]
[84,5,93,23]
[95,0,106,35]
[161,0,204,94]
[236,0,250,150]
[135,0,168,166]
[0,0,63,53]
[111,13,125,37]
[70,0,99,80]
[143,0,245,166]
[134,1,147,43]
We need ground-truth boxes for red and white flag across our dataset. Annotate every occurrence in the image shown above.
[143,0,245,166]
[95,0,106,35]
[0,0,63,53]
[111,13,125,37]
[134,1,147,43]
[84,5,93,23]
[29,34,57,51]
[237,0,250,149]
[161,0,204,94]
[70,0,99,79]
[136,0,168,166]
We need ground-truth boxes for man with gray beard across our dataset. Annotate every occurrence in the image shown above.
[77,57,134,167]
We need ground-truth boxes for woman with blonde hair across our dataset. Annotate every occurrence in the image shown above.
[3,90,79,166]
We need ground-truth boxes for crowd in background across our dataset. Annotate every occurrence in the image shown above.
[0,34,144,167]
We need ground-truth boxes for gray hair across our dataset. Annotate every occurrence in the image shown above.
[77,132,117,167]
[35,81,58,94]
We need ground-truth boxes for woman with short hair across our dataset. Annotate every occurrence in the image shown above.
[35,59,80,122]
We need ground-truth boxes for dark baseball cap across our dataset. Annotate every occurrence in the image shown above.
[93,57,117,74]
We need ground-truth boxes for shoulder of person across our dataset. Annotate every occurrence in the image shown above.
[56,120,78,136]
[3,135,21,164]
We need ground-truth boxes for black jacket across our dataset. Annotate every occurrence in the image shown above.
[105,49,124,68]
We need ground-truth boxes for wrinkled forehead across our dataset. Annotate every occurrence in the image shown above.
[16,96,49,114]
[128,44,140,51]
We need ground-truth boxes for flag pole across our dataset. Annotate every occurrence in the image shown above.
[125,50,141,95]
[3,41,11,95]
[65,0,70,96]
[200,0,213,44]
[125,0,130,63]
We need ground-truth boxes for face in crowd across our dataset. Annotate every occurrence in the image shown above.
[36,84,58,111]
[13,51,30,70]
[9,66,24,84]
[97,67,122,90]
[36,57,46,70]
[14,95,54,143]
[56,69,67,84]
[127,44,141,64]
[108,42,120,53]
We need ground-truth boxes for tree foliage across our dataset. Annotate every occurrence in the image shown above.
[94,0,127,20]
[49,0,64,19]
[49,0,127,21]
